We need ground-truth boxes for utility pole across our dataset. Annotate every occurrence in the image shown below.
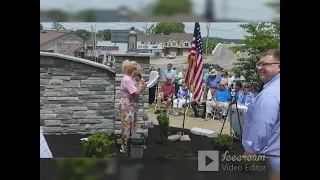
[91,25,94,61]
[222,0,227,20]
[145,22,148,53]
[94,23,97,62]
[206,22,210,54]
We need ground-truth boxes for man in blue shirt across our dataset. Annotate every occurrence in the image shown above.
[163,63,177,81]
[204,69,221,89]
[242,49,280,180]
[205,81,230,121]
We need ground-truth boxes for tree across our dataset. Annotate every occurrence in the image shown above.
[75,10,96,22]
[153,0,192,16]
[98,29,111,40]
[202,38,218,54]
[74,29,91,40]
[40,23,43,30]
[46,10,69,22]
[266,0,280,21]
[51,22,66,30]
[229,22,280,91]
[149,22,185,35]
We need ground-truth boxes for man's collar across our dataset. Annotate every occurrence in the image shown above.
[263,73,280,89]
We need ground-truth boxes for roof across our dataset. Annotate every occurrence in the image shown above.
[40,30,73,45]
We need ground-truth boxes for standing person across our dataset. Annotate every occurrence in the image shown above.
[119,60,146,153]
[221,69,232,89]
[230,72,245,86]
[242,49,280,180]
[149,66,157,104]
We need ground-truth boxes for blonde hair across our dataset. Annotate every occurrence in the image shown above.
[122,60,141,74]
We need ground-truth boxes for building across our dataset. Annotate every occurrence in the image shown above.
[86,41,127,63]
[137,44,163,58]
[137,33,193,57]
[40,30,85,57]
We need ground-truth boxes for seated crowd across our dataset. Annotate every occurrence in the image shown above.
[153,67,258,122]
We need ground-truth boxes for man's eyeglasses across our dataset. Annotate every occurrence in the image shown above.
[244,86,250,88]
[256,62,280,69]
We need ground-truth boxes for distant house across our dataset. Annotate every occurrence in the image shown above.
[137,33,193,57]
[40,30,85,57]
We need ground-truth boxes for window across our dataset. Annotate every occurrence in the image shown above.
[152,46,157,48]
[141,42,144,44]
[185,43,189,47]
[171,42,176,46]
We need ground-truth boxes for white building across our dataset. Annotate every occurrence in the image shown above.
[137,43,164,58]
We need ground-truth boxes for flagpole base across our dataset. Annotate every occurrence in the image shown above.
[180,134,191,141]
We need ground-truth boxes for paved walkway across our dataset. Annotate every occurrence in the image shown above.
[148,109,231,135]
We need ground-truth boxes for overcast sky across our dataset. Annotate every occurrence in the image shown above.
[41,22,250,39]
[40,0,276,21]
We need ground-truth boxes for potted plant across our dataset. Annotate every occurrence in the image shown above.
[157,111,170,143]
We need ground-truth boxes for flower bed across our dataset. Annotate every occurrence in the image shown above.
[43,125,270,180]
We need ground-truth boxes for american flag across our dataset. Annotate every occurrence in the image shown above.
[185,23,204,104]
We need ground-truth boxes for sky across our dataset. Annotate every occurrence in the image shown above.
[40,0,276,21]
[41,22,249,39]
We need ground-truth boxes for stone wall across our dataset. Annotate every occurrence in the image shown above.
[114,54,150,136]
[40,52,116,134]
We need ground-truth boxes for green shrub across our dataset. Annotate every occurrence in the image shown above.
[213,134,234,151]
[157,112,170,143]
[81,133,115,158]
[54,158,105,180]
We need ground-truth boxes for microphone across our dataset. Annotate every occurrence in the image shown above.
[138,74,142,79]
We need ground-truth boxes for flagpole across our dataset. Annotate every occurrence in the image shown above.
[181,88,189,136]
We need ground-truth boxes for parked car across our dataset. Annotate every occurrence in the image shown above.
[167,54,176,59]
